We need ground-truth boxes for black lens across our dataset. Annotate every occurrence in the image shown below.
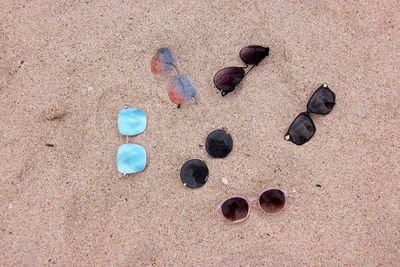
[180,159,209,189]
[205,129,233,158]
[221,197,249,222]
[239,45,269,65]
[307,84,336,114]
[259,189,285,213]
[285,112,316,145]
[213,67,245,96]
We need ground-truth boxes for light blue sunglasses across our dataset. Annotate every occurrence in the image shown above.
[117,108,147,174]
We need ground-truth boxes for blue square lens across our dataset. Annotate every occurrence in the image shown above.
[117,144,146,173]
[118,108,146,136]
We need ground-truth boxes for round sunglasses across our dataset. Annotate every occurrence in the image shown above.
[218,189,286,223]
[285,83,336,145]
[180,129,233,189]
[213,45,269,96]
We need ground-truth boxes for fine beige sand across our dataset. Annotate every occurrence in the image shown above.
[1,1,399,265]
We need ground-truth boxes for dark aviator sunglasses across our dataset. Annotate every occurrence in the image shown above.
[213,45,269,96]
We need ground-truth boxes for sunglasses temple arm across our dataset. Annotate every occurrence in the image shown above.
[243,64,256,78]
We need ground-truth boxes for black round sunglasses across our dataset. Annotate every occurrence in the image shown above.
[180,129,233,189]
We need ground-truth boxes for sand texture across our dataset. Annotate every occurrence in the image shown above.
[1,0,399,265]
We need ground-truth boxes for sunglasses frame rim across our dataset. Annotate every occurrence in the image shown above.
[217,188,287,224]
[306,83,336,115]
[213,66,246,95]
[285,112,316,146]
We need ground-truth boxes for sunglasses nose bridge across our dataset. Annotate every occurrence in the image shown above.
[248,197,258,204]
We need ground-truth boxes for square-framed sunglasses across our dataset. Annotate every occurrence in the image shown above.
[285,83,336,145]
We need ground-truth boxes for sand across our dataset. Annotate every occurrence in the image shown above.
[1,0,399,265]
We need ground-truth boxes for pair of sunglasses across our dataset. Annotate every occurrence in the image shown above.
[284,83,336,145]
[151,47,197,108]
[214,45,269,96]
[180,129,233,189]
[116,108,147,174]
[218,189,286,223]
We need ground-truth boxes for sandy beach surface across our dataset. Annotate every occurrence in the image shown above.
[1,0,399,265]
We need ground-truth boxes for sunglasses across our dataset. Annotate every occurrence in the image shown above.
[213,45,269,96]
[285,83,336,145]
[180,129,234,189]
[117,108,147,174]
[218,189,286,223]
[151,47,197,108]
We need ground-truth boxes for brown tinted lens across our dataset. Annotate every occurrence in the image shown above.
[221,197,249,221]
[307,85,336,114]
[213,67,245,96]
[259,189,285,213]
[239,45,269,65]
